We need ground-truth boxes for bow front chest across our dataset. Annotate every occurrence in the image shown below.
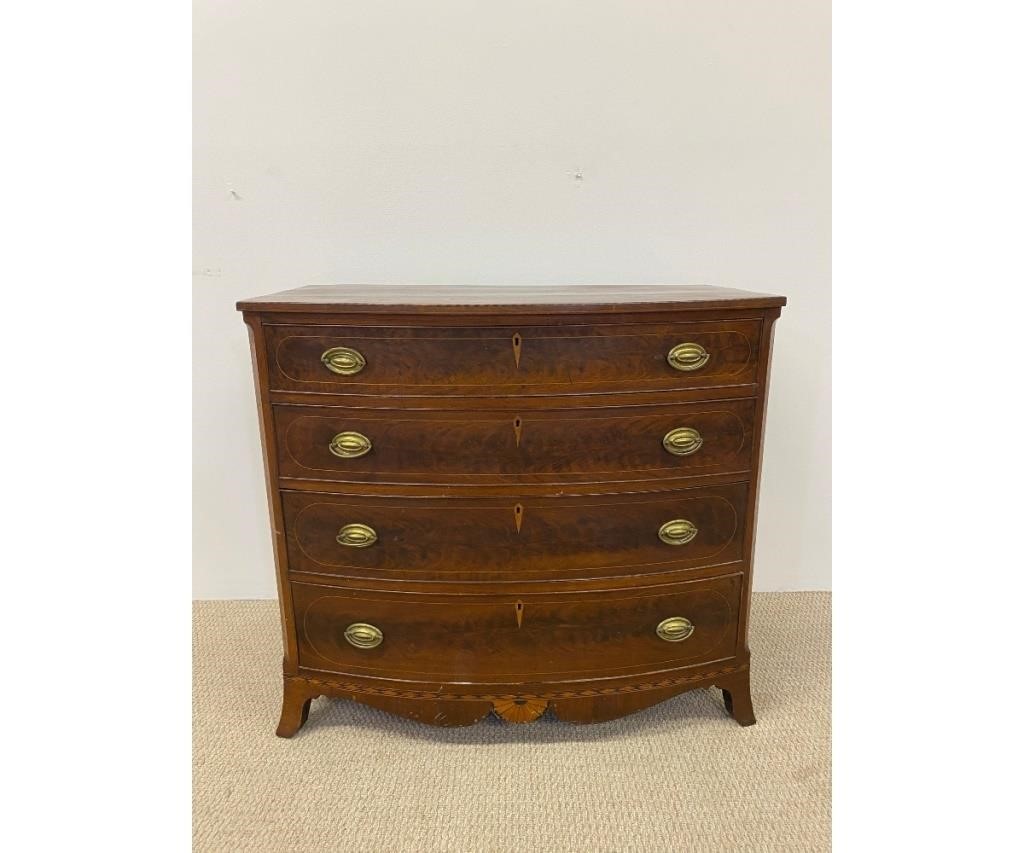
[238,285,785,736]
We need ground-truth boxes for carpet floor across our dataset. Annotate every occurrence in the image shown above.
[193,592,830,852]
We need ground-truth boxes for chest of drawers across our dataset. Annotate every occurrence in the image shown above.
[238,284,785,736]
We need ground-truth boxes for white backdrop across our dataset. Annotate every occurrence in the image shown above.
[193,0,830,598]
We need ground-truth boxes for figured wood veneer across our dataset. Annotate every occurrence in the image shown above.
[282,484,748,582]
[274,399,757,486]
[293,575,741,681]
[239,284,784,736]
[265,320,762,395]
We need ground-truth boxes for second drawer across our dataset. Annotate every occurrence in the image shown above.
[275,398,756,486]
[283,481,748,582]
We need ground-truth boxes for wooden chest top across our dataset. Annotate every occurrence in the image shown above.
[237,283,786,314]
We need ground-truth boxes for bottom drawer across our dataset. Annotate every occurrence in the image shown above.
[293,574,742,683]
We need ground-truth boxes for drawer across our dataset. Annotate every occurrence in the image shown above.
[274,399,756,486]
[265,320,762,396]
[283,482,748,582]
[292,574,742,681]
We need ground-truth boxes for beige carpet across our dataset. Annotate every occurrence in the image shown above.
[194,593,830,852]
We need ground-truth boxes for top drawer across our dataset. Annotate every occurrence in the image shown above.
[264,320,762,397]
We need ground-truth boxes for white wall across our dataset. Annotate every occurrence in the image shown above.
[193,0,830,598]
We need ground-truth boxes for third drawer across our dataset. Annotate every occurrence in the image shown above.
[283,481,748,582]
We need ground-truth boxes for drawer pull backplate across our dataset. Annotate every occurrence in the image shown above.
[344,622,383,649]
[658,518,698,546]
[667,342,710,372]
[321,346,366,376]
[336,523,377,548]
[656,616,695,642]
[663,426,704,456]
[329,431,372,459]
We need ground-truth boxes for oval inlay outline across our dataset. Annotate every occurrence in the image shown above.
[291,495,740,575]
[301,587,735,679]
[282,409,751,477]
[274,328,754,387]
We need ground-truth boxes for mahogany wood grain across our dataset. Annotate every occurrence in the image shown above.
[242,316,299,675]
[239,283,786,315]
[276,674,315,737]
[274,399,756,486]
[279,668,751,730]
[265,319,762,395]
[239,285,784,736]
[716,668,756,726]
[282,483,748,582]
[292,574,742,682]
[736,311,782,657]
[266,383,758,410]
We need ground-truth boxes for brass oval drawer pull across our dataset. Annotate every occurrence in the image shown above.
[321,346,366,376]
[658,518,698,546]
[329,431,372,459]
[663,426,703,456]
[336,523,377,548]
[344,622,383,649]
[667,342,710,372]
[656,616,695,642]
